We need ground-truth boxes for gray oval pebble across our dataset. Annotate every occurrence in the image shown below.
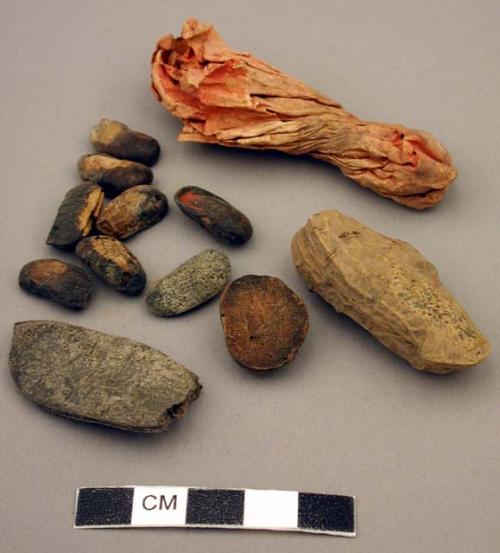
[146,249,231,316]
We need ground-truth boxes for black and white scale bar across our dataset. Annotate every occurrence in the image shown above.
[75,486,355,536]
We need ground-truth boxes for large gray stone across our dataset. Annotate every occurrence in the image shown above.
[9,320,201,432]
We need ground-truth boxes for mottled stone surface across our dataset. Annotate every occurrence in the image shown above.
[9,320,201,432]
[147,249,231,316]
[46,182,104,249]
[175,186,253,245]
[96,185,168,240]
[19,259,94,309]
[292,210,491,373]
[78,154,153,197]
[90,119,160,166]
[76,235,146,295]
[220,275,309,370]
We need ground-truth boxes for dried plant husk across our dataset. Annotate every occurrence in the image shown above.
[151,19,457,209]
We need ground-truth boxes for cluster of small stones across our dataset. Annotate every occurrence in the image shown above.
[15,119,312,432]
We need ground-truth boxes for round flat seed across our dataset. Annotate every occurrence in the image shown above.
[19,259,94,309]
[146,249,231,316]
[76,235,146,295]
[46,182,104,249]
[220,275,309,370]
[175,185,253,245]
[96,185,168,240]
[90,119,160,166]
[78,153,153,197]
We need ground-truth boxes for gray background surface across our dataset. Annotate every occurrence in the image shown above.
[1,1,499,551]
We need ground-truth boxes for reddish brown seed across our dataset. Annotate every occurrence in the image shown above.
[90,119,161,166]
[46,182,104,249]
[76,235,146,295]
[96,185,168,240]
[78,154,153,198]
[175,186,253,245]
[220,275,309,370]
[19,259,94,309]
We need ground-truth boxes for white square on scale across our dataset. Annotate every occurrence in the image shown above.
[131,486,188,527]
[243,489,298,529]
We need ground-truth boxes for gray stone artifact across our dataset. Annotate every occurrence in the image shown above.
[291,210,490,373]
[9,320,202,432]
[147,249,231,316]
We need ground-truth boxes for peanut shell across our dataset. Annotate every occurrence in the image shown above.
[291,210,490,373]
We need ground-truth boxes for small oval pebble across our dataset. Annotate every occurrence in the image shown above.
[220,275,309,370]
[78,153,153,197]
[90,119,161,166]
[96,185,168,240]
[146,249,231,316]
[175,186,253,245]
[19,259,94,309]
[46,182,104,249]
[76,235,146,295]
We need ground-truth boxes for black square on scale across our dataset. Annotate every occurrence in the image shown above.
[186,488,244,526]
[298,492,354,533]
[75,487,134,527]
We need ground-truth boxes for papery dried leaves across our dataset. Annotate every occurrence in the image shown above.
[151,19,457,209]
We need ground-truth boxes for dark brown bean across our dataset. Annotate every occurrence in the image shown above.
[19,259,94,309]
[96,185,168,240]
[76,235,146,295]
[175,185,253,245]
[78,154,153,197]
[90,119,160,166]
[46,182,104,249]
[220,275,309,370]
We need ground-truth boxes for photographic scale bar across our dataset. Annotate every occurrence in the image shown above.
[75,486,356,537]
